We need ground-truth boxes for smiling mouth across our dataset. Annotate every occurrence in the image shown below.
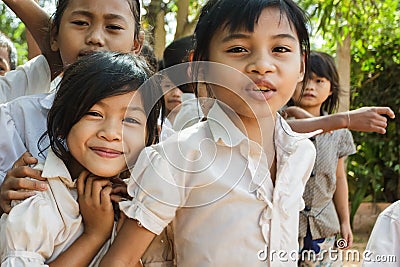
[253,86,273,92]
[91,147,123,158]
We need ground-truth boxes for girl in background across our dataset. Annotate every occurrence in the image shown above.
[101,0,318,266]
[0,51,163,266]
[292,51,356,266]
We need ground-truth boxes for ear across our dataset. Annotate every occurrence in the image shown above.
[131,30,145,55]
[297,54,306,83]
[50,23,59,52]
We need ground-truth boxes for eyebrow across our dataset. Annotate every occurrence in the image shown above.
[70,10,128,23]
[221,33,298,43]
[221,33,250,43]
[126,106,146,114]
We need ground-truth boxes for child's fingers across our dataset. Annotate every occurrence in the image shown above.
[100,186,113,207]
[76,170,90,196]
[90,179,112,205]
[12,152,38,169]
[374,107,395,119]
[111,184,128,195]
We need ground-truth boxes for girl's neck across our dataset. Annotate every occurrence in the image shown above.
[302,105,321,117]
[166,110,178,125]
[238,113,277,182]
[65,156,85,181]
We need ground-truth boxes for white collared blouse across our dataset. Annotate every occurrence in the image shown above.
[121,102,318,267]
[0,150,114,266]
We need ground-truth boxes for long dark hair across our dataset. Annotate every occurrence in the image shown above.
[39,51,163,163]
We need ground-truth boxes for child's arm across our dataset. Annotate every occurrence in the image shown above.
[333,157,353,249]
[0,152,47,215]
[287,106,395,134]
[26,0,41,59]
[283,106,313,119]
[100,219,156,267]
[48,171,115,266]
[2,0,63,78]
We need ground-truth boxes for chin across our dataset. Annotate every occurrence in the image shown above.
[90,169,121,178]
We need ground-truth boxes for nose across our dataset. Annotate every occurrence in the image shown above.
[97,119,122,141]
[246,52,276,75]
[171,88,182,97]
[85,25,105,47]
[305,80,316,91]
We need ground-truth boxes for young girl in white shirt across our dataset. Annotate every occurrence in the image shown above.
[100,0,319,266]
[0,52,164,266]
[0,0,143,183]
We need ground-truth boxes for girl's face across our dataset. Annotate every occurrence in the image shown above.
[207,7,305,119]
[67,91,147,177]
[162,76,183,114]
[51,0,140,66]
[0,46,11,76]
[292,72,332,113]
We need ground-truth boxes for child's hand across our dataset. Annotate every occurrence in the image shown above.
[348,107,395,134]
[0,152,47,214]
[339,222,353,250]
[77,170,114,243]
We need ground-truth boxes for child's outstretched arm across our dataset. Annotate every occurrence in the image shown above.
[333,157,353,250]
[48,171,115,267]
[287,106,395,134]
[0,152,47,215]
[2,0,63,78]
[100,218,156,267]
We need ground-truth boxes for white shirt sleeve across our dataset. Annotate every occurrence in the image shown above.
[0,102,27,184]
[120,146,183,235]
[363,201,400,266]
[0,55,51,104]
[0,192,64,266]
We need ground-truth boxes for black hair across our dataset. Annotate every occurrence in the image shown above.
[192,0,310,93]
[162,35,194,69]
[140,42,158,72]
[39,51,163,163]
[160,35,195,94]
[0,31,17,70]
[309,51,340,114]
[51,0,141,39]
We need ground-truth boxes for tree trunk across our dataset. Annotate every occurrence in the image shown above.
[336,34,351,112]
[153,10,166,59]
[145,0,166,59]
[174,0,189,39]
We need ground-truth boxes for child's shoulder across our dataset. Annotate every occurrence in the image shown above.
[380,200,400,222]
[2,92,55,112]
[152,120,210,156]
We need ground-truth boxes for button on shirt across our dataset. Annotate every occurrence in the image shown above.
[121,102,318,267]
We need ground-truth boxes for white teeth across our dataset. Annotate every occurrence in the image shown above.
[254,87,270,92]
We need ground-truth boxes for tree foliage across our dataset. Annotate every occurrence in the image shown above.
[0,4,28,65]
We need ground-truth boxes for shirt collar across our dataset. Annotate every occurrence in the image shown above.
[38,92,56,110]
[40,149,75,188]
[207,101,247,147]
[275,114,321,154]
